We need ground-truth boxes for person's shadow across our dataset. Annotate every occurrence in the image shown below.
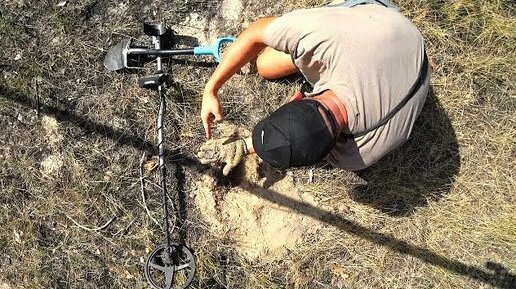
[350,87,461,216]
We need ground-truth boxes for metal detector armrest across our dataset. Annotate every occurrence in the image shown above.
[138,73,167,89]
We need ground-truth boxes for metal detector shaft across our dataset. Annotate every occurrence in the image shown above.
[158,86,172,252]
[152,33,173,253]
[128,48,195,56]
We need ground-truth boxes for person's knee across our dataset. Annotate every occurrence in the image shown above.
[256,47,298,80]
[256,51,276,80]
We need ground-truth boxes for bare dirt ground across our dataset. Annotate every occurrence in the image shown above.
[1,0,515,289]
[193,123,326,261]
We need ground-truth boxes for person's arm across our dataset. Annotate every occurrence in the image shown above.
[201,17,276,139]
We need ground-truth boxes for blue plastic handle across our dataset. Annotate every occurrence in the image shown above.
[193,36,236,62]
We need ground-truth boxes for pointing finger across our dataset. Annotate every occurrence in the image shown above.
[214,111,223,122]
[203,116,212,139]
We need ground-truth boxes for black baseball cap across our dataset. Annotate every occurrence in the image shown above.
[252,99,336,168]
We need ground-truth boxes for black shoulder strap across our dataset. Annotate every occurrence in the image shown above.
[343,53,429,139]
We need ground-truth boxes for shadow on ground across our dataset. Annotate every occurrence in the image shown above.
[241,181,516,289]
[2,85,514,289]
[350,87,461,216]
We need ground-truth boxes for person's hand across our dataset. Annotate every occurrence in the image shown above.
[201,91,223,139]
[197,138,248,176]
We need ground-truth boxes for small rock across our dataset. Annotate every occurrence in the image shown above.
[220,0,243,22]
[40,154,64,176]
[41,115,64,146]
[112,116,128,130]
[13,229,23,244]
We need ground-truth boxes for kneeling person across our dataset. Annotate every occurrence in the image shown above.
[198,1,430,175]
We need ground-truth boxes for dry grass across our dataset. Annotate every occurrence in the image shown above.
[1,0,515,288]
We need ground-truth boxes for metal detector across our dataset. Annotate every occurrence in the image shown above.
[104,23,235,289]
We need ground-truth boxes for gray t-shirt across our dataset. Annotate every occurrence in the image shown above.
[263,4,430,170]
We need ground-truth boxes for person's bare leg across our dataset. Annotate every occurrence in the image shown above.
[256,47,299,80]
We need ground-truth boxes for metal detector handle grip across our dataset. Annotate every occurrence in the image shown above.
[193,36,236,62]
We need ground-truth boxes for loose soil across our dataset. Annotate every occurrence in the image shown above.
[192,124,325,260]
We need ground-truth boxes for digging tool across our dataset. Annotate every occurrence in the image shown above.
[104,30,235,71]
[105,23,234,289]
